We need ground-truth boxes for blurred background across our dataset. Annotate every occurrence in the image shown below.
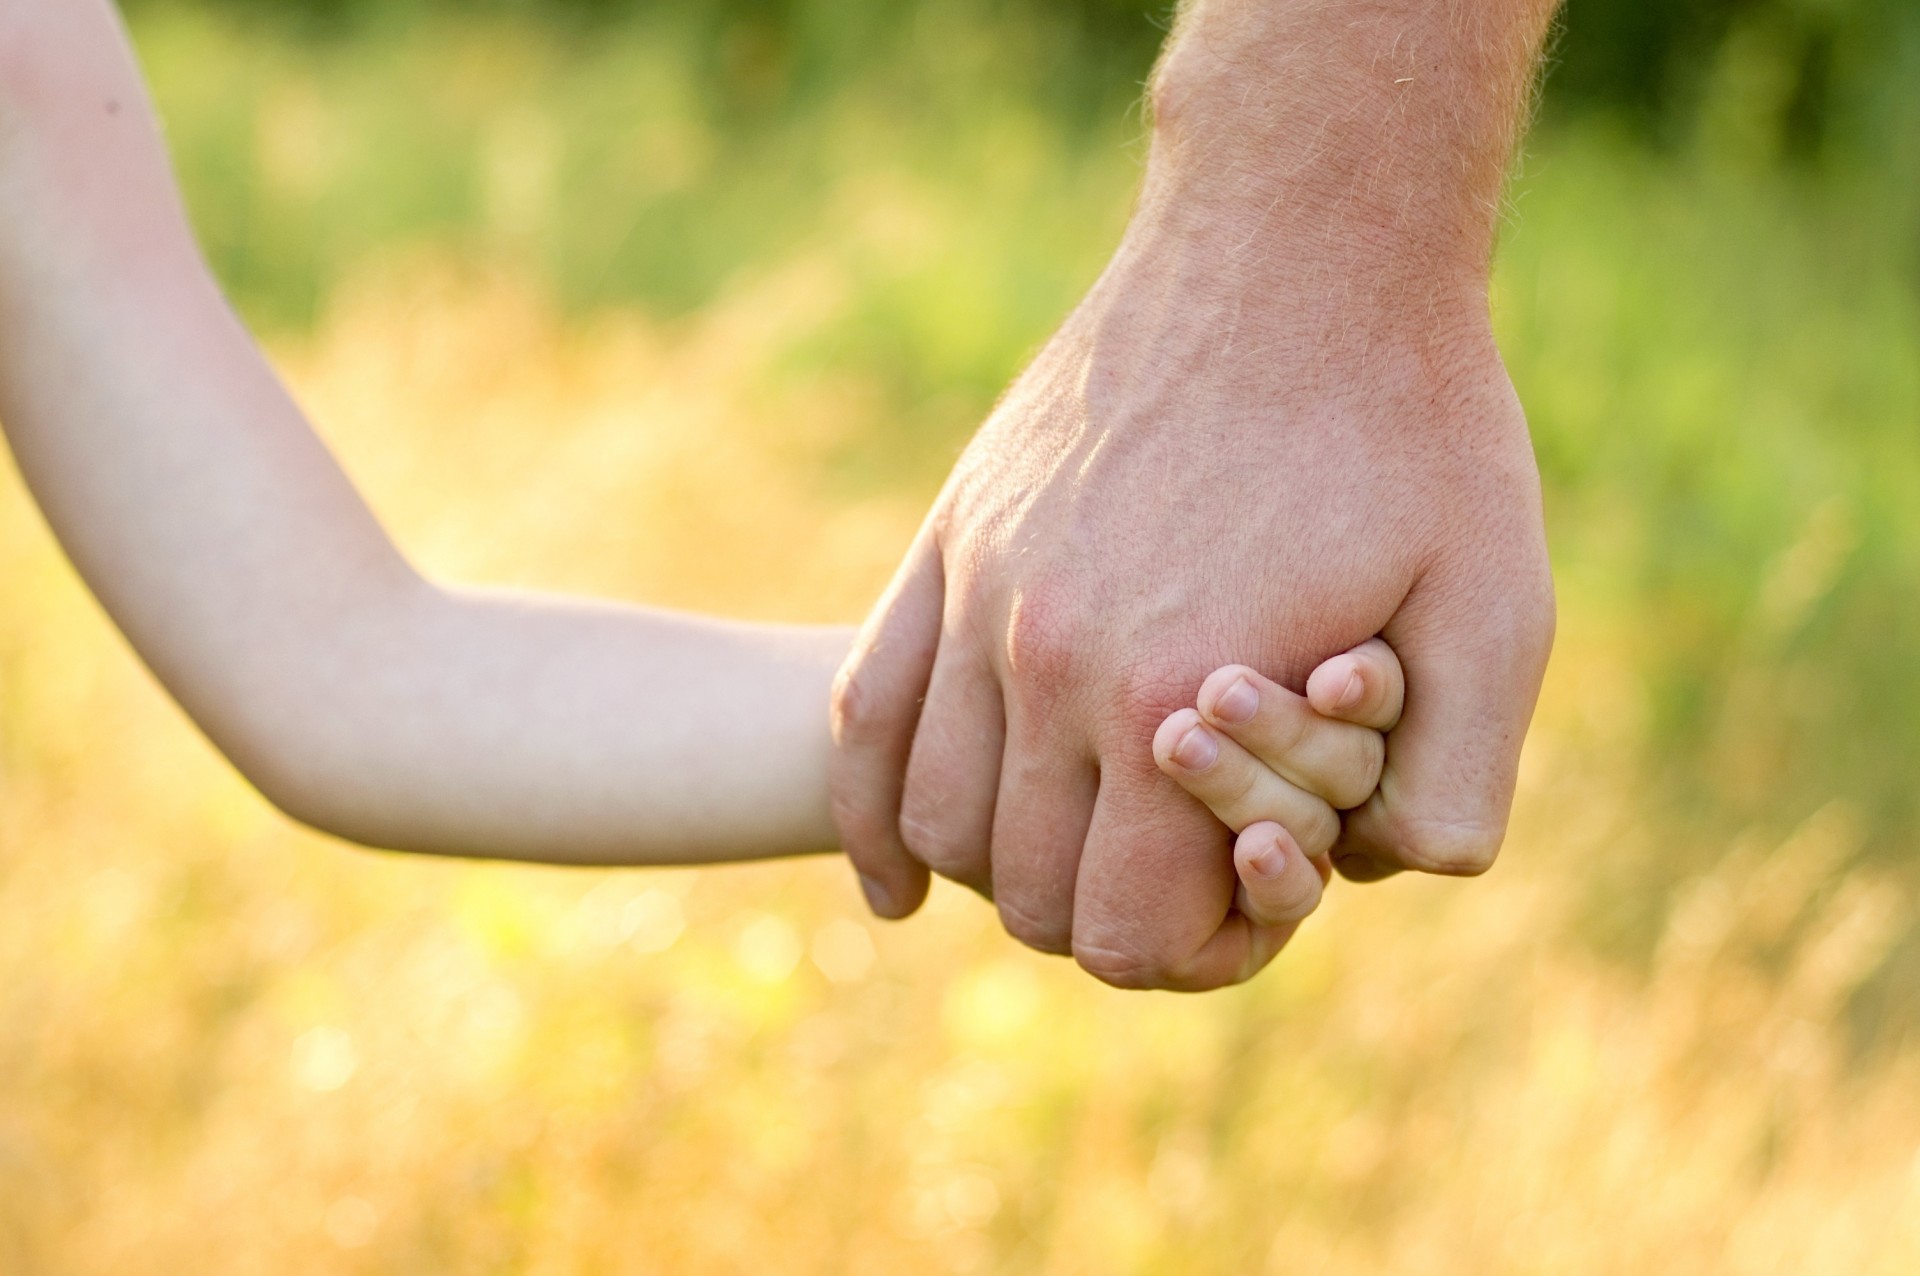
[3,0,1918,1270]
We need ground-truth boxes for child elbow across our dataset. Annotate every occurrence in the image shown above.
[235,743,367,845]
[217,715,401,851]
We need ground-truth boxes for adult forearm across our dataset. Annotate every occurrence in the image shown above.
[1127,0,1560,327]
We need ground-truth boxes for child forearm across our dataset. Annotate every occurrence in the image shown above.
[0,1,844,864]
[227,590,849,865]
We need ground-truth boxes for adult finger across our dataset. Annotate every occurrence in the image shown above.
[988,693,1099,956]
[1304,636,1406,731]
[898,643,1006,897]
[1334,560,1555,883]
[1069,744,1251,991]
[829,528,943,918]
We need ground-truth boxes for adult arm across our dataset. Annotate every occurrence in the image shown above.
[0,0,846,864]
[830,0,1560,988]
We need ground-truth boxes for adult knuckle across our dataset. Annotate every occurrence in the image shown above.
[829,665,887,747]
[897,808,984,880]
[1160,954,1239,993]
[1071,938,1169,990]
[1387,812,1506,876]
[997,898,1073,957]
[1113,660,1194,737]
[827,789,891,856]
[1004,577,1087,689]
[1071,920,1210,990]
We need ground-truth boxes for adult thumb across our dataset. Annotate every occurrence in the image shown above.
[1334,557,1555,882]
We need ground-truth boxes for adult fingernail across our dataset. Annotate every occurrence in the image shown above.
[1212,676,1259,724]
[1336,667,1366,711]
[1172,725,1219,771]
[857,872,895,916]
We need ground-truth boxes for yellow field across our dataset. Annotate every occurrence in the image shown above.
[0,251,1911,1274]
[4,7,1918,1273]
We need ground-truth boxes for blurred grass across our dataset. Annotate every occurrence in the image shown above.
[3,5,1919,1272]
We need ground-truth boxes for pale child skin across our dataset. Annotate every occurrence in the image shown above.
[0,0,1402,939]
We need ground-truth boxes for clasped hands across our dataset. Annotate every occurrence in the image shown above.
[827,181,1555,992]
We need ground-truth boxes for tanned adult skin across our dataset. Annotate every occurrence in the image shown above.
[830,0,1562,990]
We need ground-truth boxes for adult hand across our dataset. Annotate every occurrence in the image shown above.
[829,0,1559,990]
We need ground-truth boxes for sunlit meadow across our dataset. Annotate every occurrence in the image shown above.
[2,7,1918,1272]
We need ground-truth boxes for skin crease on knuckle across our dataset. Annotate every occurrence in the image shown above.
[1346,729,1388,808]
[828,661,890,750]
[1003,574,1088,692]
[1078,929,1261,994]
[1305,725,1388,811]
[826,667,919,873]
[1214,752,1264,813]
[897,666,998,814]
[1385,813,1504,877]
[1071,935,1193,992]
[1302,802,1342,861]
[996,896,1073,957]
[827,788,889,853]
[896,805,989,886]
[1261,685,1316,758]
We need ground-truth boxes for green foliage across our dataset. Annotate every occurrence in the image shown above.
[123,0,1920,170]
[139,1,1149,335]
[1499,140,1920,884]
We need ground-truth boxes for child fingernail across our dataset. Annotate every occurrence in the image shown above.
[1172,725,1218,771]
[1336,668,1366,710]
[1245,837,1284,879]
[1212,677,1259,724]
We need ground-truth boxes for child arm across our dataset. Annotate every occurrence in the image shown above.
[0,0,843,864]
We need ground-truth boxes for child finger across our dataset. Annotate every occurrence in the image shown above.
[1232,822,1327,928]
[1194,666,1386,810]
[1153,710,1340,855]
[1305,637,1406,731]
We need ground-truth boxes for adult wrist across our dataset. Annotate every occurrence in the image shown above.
[1136,0,1552,314]
[1132,112,1498,320]
[1086,188,1496,385]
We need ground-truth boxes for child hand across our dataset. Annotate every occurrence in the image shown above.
[1152,638,1406,930]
